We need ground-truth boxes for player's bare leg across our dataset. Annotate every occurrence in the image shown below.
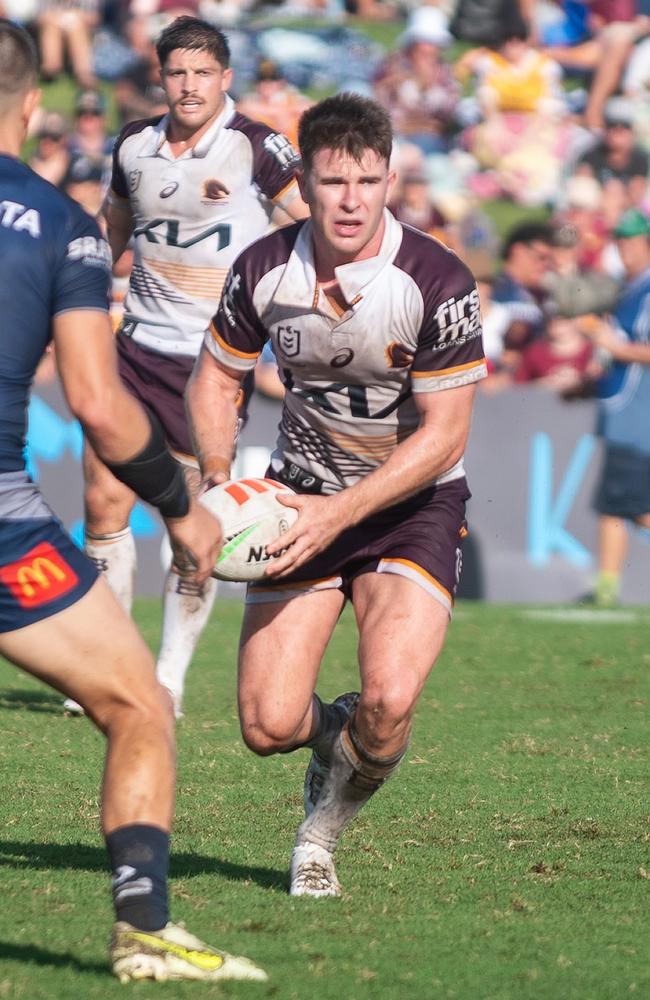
[0,577,266,982]
[156,463,218,718]
[238,588,346,756]
[61,443,137,715]
[292,573,449,897]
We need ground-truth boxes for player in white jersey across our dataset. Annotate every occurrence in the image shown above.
[72,16,307,718]
[187,94,487,897]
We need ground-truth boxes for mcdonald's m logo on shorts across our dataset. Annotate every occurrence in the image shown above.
[0,542,79,609]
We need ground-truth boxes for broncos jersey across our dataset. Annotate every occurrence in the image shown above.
[0,154,110,476]
[112,95,301,357]
[205,211,487,493]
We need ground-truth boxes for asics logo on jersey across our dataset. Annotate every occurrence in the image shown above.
[263,133,300,170]
[160,181,179,199]
[0,200,41,238]
[331,348,354,368]
[434,287,481,348]
[128,169,142,192]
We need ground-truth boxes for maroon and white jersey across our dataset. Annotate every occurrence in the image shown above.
[205,210,487,492]
[111,95,301,356]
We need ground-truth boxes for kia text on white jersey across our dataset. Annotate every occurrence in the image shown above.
[111,95,301,356]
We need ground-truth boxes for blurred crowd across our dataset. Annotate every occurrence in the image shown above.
[8,0,650,398]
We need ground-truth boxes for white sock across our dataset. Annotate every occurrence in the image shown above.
[297,723,405,854]
[156,570,218,714]
[85,528,136,614]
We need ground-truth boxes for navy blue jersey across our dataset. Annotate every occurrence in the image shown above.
[0,154,111,472]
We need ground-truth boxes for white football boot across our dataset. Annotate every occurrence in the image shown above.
[290,843,341,898]
[110,921,267,983]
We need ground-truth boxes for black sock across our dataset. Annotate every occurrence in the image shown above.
[106,824,169,931]
[306,696,352,759]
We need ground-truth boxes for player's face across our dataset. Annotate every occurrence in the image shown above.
[300,147,397,267]
[161,48,232,138]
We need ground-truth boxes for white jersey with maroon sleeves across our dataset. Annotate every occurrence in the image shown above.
[111,95,300,356]
[205,210,487,492]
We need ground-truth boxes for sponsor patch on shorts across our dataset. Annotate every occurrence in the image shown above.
[0,541,79,608]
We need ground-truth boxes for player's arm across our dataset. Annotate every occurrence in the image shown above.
[102,190,134,264]
[186,345,245,486]
[54,309,222,582]
[583,316,650,363]
[265,383,477,577]
[272,187,309,224]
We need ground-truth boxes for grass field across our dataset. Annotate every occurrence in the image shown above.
[1,598,649,999]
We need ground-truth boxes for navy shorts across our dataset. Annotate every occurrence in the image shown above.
[594,442,650,519]
[0,517,97,633]
[248,477,471,615]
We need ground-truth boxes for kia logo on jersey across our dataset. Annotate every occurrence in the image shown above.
[160,181,179,199]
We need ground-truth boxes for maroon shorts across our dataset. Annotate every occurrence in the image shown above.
[117,334,195,457]
[248,477,471,614]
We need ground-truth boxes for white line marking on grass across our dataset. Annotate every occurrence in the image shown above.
[521,609,642,624]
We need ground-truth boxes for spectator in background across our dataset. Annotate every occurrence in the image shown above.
[579,208,650,606]
[575,97,649,227]
[237,59,312,148]
[514,305,600,394]
[62,151,105,217]
[373,5,459,156]
[389,168,445,238]
[36,0,100,87]
[113,14,168,127]
[28,109,70,186]
[458,9,569,205]
[491,220,555,356]
[66,89,114,187]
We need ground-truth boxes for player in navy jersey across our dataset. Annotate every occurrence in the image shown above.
[188,94,486,897]
[72,16,307,719]
[0,20,265,983]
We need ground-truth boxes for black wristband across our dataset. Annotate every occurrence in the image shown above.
[105,411,190,519]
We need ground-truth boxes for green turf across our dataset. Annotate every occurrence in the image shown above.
[1,599,649,999]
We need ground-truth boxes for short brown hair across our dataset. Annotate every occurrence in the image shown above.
[0,19,38,105]
[156,15,230,69]
[298,93,392,172]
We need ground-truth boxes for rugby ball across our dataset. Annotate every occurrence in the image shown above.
[200,477,298,582]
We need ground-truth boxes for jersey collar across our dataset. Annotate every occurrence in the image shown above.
[141,95,236,160]
[273,209,403,310]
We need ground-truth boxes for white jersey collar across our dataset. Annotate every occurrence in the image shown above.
[140,95,236,160]
[274,209,403,310]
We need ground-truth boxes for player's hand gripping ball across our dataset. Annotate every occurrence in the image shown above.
[199,478,298,581]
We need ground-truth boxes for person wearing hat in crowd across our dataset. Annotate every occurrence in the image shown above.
[575,97,650,225]
[236,58,312,148]
[578,207,650,606]
[373,5,459,155]
[28,109,70,186]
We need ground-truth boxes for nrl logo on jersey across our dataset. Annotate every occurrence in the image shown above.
[434,287,481,348]
[277,325,300,356]
[128,169,142,193]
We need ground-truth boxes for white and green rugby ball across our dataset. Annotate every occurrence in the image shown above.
[200,477,298,582]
